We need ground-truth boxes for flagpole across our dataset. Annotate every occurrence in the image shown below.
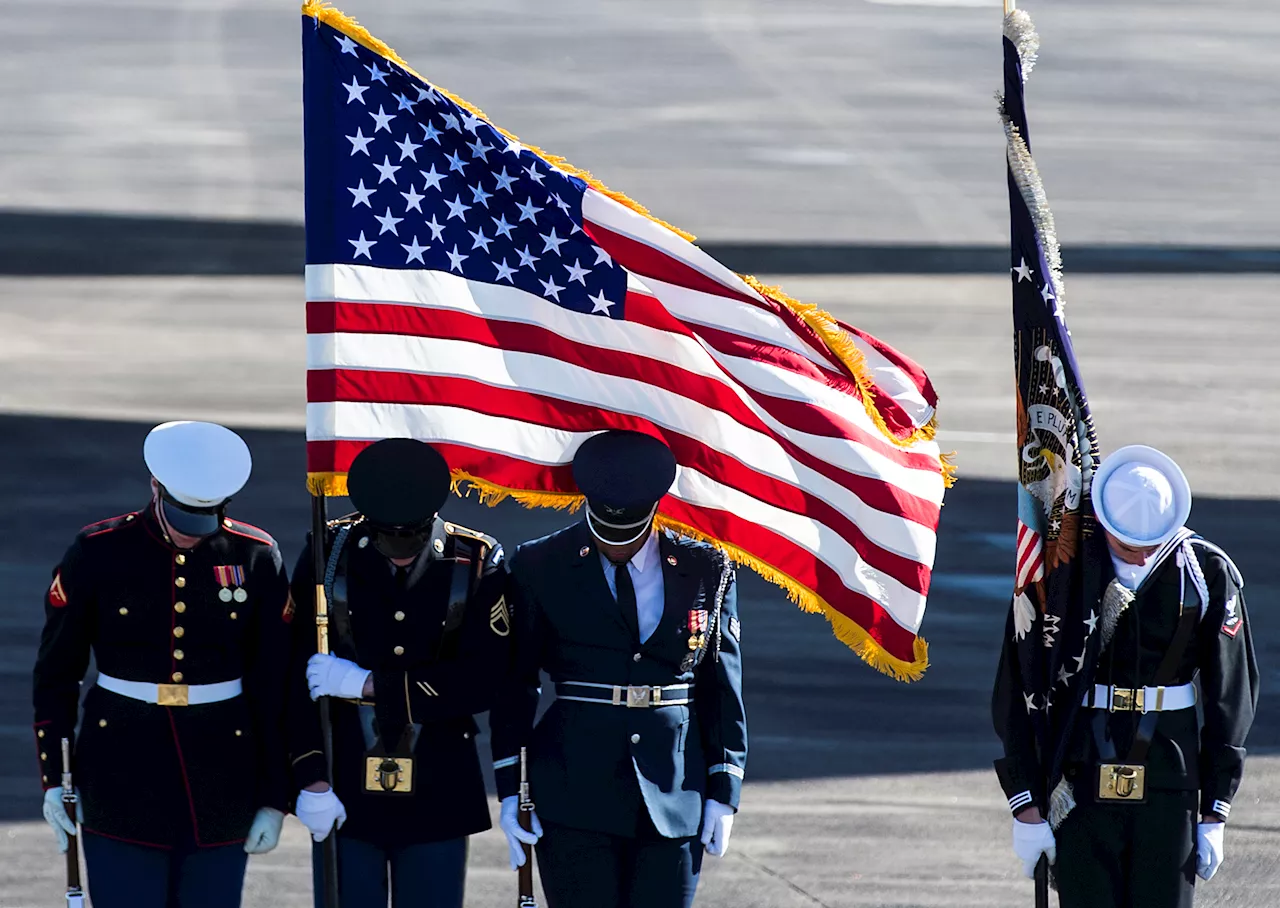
[1005,0,1016,14]
[311,491,342,908]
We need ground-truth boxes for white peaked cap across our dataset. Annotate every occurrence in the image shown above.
[1093,445,1191,547]
[143,421,252,508]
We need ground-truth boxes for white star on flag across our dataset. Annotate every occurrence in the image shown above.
[589,290,614,314]
[539,276,565,301]
[446,245,468,272]
[401,236,428,264]
[348,180,375,208]
[375,208,402,235]
[348,232,375,259]
[1013,258,1034,282]
[343,77,368,105]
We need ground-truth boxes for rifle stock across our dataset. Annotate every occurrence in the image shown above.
[517,746,536,907]
[60,738,84,907]
[1034,855,1049,908]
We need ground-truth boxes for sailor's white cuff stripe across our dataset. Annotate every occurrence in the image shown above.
[1212,800,1231,819]
[1008,791,1034,813]
[708,763,744,779]
[493,756,519,771]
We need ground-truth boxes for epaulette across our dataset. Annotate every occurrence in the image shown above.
[80,511,141,539]
[443,520,502,564]
[326,512,364,532]
[221,518,277,547]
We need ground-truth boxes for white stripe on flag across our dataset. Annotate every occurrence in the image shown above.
[306,400,928,631]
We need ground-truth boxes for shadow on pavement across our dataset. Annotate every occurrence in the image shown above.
[1,414,1275,823]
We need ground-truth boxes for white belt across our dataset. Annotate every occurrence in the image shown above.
[97,673,242,707]
[1083,683,1196,713]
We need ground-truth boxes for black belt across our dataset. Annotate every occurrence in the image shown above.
[555,681,691,708]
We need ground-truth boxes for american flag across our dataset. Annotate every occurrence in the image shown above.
[301,4,949,680]
[1000,8,1105,779]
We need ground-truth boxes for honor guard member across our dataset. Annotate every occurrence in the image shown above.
[32,421,292,908]
[995,445,1259,908]
[287,438,512,908]
[491,430,747,908]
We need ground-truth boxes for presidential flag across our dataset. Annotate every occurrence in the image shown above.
[995,8,1108,814]
[301,3,950,680]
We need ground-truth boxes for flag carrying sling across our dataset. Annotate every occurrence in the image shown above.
[301,2,949,680]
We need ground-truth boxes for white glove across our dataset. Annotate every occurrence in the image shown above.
[1012,819,1056,878]
[296,788,347,842]
[498,795,543,871]
[307,653,371,701]
[700,799,735,857]
[42,788,79,854]
[244,807,285,854]
[1197,822,1225,881]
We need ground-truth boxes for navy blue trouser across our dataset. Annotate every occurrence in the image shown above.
[81,831,248,908]
[311,833,468,908]
[536,817,703,908]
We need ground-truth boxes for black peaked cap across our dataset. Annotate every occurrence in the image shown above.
[347,438,451,528]
[572,430,676,520]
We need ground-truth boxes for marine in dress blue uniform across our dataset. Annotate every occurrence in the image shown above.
[33,421,292,908]
[287,438,512,908]
[491,430,748,908]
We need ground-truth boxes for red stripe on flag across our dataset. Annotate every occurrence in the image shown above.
[307,370,933,594]
[306,437,923,661]
[307,300,943,482]
[583,220,851,378]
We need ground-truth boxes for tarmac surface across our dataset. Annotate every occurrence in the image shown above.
[1,274,1278,907]
[4,0,1280,246]
[3,0,1280,906]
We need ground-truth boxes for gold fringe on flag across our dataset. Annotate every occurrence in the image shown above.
[301,2,940,680]
[300,1,951,470]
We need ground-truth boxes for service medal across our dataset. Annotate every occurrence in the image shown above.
[214,565,246,604]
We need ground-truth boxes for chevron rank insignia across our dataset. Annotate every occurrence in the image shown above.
[490,596,511,637]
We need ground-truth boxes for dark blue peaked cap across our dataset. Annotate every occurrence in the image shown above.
[572,430,676,520]
[347,438,451,529]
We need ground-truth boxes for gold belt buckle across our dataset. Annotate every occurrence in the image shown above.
[364,756,415,793]
[626,685,652,708]
[156,683,189,707]
[1098,763,1147,802]
[1109,687,1143,713]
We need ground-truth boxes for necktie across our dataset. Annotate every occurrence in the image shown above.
[614,562,640,642]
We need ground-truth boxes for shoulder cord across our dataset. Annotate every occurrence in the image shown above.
[710,553,735,663]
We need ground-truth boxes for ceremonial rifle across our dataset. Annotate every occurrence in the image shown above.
[60,738,84,908]
[518,747,537,907]
[312,493,342,908]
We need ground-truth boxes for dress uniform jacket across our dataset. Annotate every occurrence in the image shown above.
[288,515,512,847]
[491,522,747,839]
[993,537,1259,820]
[32,508,293,848]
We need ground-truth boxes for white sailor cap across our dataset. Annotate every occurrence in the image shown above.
[1093,445,1191,548]
[143,421,252,508]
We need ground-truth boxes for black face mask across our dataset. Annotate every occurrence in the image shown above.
[159,497,222,537]
[370,524,433,560]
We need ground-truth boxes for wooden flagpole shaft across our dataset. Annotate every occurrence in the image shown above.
[312,492,342,908]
